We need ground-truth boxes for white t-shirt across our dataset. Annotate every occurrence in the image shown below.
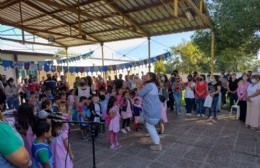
[247,82,260,101]
[185,82,195,98]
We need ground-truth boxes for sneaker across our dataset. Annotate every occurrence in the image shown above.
[149,144,162,151]
[207,116,213,121]
[197,114,201,117]
[202,114,205,117]
[186,113,191,117]
[126,127,131,132]
[115,143,122,149]
[110,144,117,149]
[121,129,127,134]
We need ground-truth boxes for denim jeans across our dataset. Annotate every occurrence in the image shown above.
[229,92,238,108]
[208,96,219,118]
[173,92,181,113]
[221,88,227,104]
[7,97,19,110]
[146,122,160,144]
[185,98,194,114]
[196,98,205,115]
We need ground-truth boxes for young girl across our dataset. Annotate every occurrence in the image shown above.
[58,101,70,132]
[116,88,123,105]
[107,96,121,149]
[32,120,53,168]
[119,91,133,133]
[51,119,74,168]
[159,95,168,134]
[133,98,142,131]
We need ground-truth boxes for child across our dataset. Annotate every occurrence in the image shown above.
[99,89,108,133]
[116,88,123,105]
[119,91,133,133]
[132,98,142,131]
[31,120,53,168]
[51,119,73,168]
[77,96,89,140]
[107,96,121,149]
[46,88,54,102]
[58,101,70,132]
[159,95,168,134]
[89,94,102,138]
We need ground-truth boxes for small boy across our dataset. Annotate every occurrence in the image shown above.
[31,120,53,168]
[99,89,108,133]
[45,88,54,102]
[89,94,102,138]
[133,98,142,131]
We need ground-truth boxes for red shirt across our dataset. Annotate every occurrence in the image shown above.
[28,83,39,92]
[195,81,208,98]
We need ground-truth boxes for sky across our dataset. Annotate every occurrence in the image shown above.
[1,25,195,62]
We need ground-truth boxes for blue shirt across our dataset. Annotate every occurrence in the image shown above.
[137,83,161,125]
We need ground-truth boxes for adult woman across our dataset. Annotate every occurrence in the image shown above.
[227,73,238,109]
[207,75,221,120]
[237,73,250,123]
[75,78,92,99]
[195,75,208,117]
[15,103,36,158]
[159,74,169,101]
[172,75,183,115]
[245,75,260,128]
[4,78,19,110]
[185,75,195,117]
[0,121,31,168]
[137,72,161,151]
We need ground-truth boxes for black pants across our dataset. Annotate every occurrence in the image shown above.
[122,118,130,129]
[168,91,174,111]
[238,100,247,123]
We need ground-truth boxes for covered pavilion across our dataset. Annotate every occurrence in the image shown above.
[0,0,214,74]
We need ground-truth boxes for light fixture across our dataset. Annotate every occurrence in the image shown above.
[185,11,194,21]
[82,35,87,40]
[48,36,55,44]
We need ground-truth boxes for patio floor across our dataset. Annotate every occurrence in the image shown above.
[70,109,260,168]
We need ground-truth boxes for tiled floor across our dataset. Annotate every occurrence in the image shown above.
[70,110,260,168]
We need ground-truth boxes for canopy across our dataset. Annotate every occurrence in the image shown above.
[0,0,212,48]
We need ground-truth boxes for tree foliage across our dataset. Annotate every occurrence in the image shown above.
[192,0,260,72]
[154,60,166,74]
[164,41,209,74]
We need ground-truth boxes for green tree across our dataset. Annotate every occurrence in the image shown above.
[168,41,209,74]
[192,0,260,72]
[154,60,166,74]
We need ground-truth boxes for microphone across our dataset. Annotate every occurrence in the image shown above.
[38,110,66,121]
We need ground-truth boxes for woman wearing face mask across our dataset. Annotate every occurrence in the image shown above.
[207,75,221,121]
[245,75,260,129]
[137,72,162,151]
[172,75,183,115]
[4,78,19,110]
[159,75,169,101]
[195,75,208,117]
[227,73,238,109]
[237,73,250,123]
[184,75,195,117]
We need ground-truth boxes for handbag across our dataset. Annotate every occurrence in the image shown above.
[204,94,213,108]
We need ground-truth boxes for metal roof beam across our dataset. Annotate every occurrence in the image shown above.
[36,0,145,36]
[102,0,148,36]
[24,1,101,42]
[0,0,20,9]
[0,37,63,47]
[185,0,212,28]
[18,0,101,24]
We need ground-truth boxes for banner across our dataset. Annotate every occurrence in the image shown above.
[1,52,171,73]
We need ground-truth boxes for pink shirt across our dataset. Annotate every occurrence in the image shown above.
[237,81,250,101]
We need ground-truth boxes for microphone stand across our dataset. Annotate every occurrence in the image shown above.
[53,120,104,168]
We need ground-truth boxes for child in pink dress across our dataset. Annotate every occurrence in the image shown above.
[159,95,168,134]
[107,96,121,149]
[51,120,74,168]
[119,91,133,133]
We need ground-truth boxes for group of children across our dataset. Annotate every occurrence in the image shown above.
[1,85,168,168]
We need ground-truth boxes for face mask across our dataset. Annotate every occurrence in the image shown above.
[99,95,105,101]
[161,76,165,81]
[80,82,85,87]
[251,79,257,84]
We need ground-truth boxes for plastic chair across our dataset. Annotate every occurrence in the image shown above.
[230,100,240,119]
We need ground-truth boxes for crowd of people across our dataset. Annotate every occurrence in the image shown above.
[0,70,259,168]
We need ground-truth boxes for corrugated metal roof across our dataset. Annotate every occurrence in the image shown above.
[0,0,212,47]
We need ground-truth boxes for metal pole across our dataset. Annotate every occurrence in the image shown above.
[101,42,104,78]
[65,47,69,82]
[148,37,151,72]
[211,30,215,78]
